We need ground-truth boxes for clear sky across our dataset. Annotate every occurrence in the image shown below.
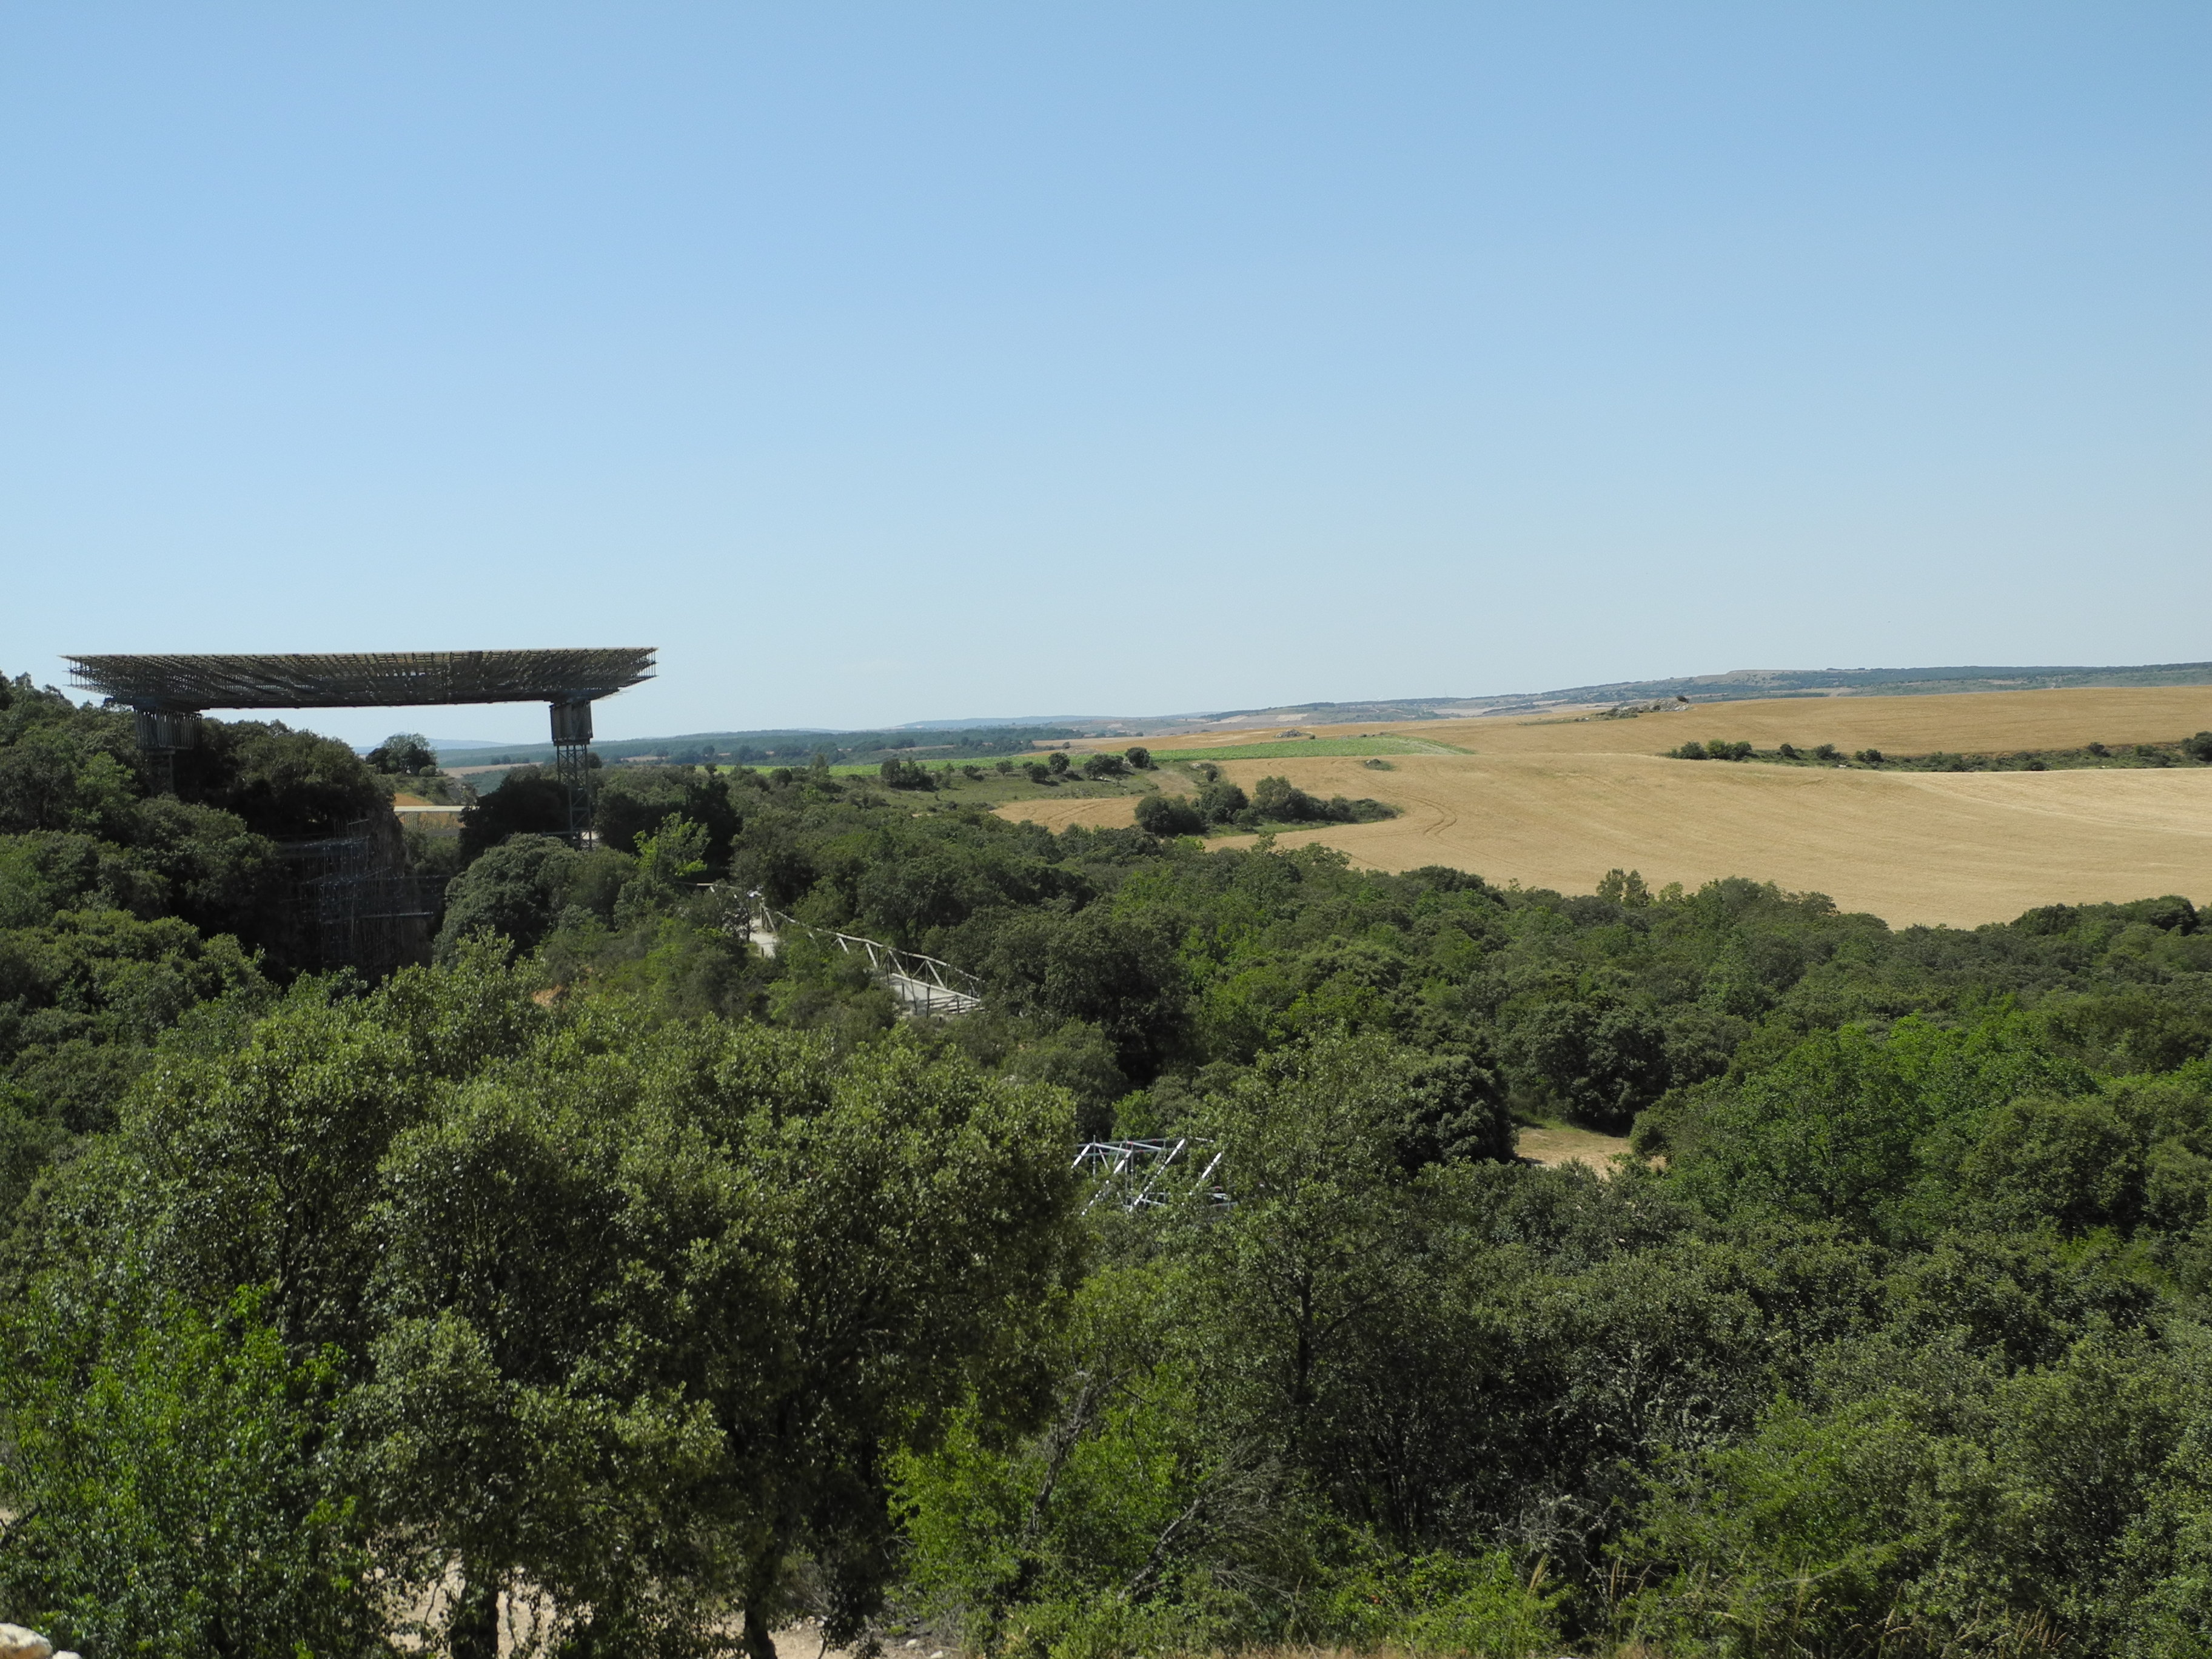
[4,4,2206,746]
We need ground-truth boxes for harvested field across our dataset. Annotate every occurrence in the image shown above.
[1000,793,1150,834]
[1008,688,2212,925]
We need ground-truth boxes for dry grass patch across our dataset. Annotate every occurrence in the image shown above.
[1515,1124,1637,1172]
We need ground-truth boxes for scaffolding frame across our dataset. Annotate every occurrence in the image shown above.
[277,816,441,975]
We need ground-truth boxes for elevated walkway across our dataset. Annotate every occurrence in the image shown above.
[719,889,984,1018]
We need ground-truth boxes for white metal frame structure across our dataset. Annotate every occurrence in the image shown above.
[719,888,985,1018]
[1071,1138,1228,1213]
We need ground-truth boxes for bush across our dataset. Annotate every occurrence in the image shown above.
[1124,746,1152,769]
[1192,779,1249,825]
[879,757,938,792]
[1319,1550,1566,1658]
[2186,731,2212,763]
[1079,752,1126,780]
[1134,794,1205,838]
[1047,751,1070,776]
[1672,741,1708,760]
[1244,776,1396,827]
[1856,748,1885,765]
[1251,774,1316,820]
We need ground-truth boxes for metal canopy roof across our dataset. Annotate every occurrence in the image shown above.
[65,649,657,711]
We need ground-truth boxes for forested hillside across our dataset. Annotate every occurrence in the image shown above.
[7,674,2212,1657]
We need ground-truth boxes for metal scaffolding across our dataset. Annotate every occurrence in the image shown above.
[277,815,441,975]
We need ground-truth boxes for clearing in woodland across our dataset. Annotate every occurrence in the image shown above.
[1001,686,2212,925]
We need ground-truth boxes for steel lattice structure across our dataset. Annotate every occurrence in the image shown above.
[1072,1138,1229,1213]
[64,649,656,711]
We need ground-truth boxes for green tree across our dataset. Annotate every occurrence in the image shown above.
[1193,779,1248,825]
[367,733,439,776]
[458,765,571,860]
[434,833,581,960]
[0,1285,381,1658]
[1134,794,1204,838]
[1594,867,1651,905]
[1504,999,1671,1131]
[29,950,1080,1658]
[196,720,387,837]
[611,814,709,924]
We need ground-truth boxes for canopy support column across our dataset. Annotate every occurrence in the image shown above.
[132,708,202,797]
[550,697,596,841]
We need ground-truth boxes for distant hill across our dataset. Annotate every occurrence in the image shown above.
[1178,661,2212,729]
[427,662,2212,768]
[934,662,2212,737]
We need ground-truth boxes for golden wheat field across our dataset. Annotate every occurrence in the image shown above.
[1004,688,2212,926]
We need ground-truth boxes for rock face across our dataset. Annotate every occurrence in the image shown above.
[0,1626,53,1659]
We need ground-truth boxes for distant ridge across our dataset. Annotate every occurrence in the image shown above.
[1188,661,2212,728]
[425,661,2212,766]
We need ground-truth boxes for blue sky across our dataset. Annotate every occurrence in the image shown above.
[3,3,2205,745]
